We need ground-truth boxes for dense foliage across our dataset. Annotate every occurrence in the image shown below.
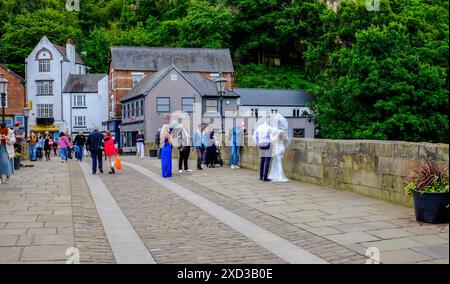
[0,0,447,142]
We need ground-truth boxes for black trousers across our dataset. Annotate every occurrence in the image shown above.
[179,146,191,170]
[260,157,272,180]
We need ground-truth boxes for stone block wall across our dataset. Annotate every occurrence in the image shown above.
[222,139,449,207]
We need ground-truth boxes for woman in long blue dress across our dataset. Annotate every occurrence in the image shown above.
[160,130,173,178]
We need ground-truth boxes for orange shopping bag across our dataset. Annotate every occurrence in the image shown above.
[116,156,122,170]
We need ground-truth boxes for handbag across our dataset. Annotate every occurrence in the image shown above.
[116,156,122,170]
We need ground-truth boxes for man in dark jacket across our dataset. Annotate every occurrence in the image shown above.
[73,131,87,162]
[86,128,104,174]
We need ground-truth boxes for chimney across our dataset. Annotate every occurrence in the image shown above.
[66,38,76,64]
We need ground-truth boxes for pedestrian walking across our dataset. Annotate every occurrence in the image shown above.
[36,133,44,161]
[73,131,87,162]
[160,120,172,178]
[57,132,72,163]
[193,123,205,170]
[44,132,52,161]
[136,130,145,159]
[13,122,23,155]
[86,127,104,174]
[28,133,38,161]
[155,128,161,159]
[229,121,246,169]
[0,123,15,184]
[52,139,58,156]
[205,124,217,168]
[103,131,119,174]
[65,130,73,160]
[177,123,192,173]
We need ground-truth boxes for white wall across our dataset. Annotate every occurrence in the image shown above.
[62,76,108,135]
[25,36,86,133]
[238,105,310,118]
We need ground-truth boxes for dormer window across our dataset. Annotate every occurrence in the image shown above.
[36,48,52,73]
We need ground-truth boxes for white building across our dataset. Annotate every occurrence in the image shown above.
[25,36,108,137]
[62,74,109,135]
[234,88,316,138]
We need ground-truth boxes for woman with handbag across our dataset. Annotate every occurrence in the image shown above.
[177,124,192,174]
[103,131,119,174]
[0,123,16,184]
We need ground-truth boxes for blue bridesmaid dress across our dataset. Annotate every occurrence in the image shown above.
[161,137,172,178]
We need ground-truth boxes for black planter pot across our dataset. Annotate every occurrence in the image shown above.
[13,157,21,170]
[413,191,449,224]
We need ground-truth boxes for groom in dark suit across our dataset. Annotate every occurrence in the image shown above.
[253,122,273,182]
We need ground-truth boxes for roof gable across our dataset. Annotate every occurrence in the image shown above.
[111,46,234,73]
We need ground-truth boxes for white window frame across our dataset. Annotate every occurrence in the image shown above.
[38,59,51,73]
[37,104,53,118]
[182,98,195,113]
[132,72,144,87]
[74,116,86,127]
[73,95,86,108]
[205,99,218,113]
[156,97,170,113]
[36,81,53,96]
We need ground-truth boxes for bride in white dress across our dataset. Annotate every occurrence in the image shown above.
[268,129,289,182]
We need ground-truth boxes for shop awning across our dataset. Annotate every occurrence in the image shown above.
[30,125,60,132]
[120,123,144,132]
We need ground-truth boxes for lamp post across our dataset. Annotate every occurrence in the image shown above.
[214,75,227,133]
[23,106,31,140]
[0,76,8,124]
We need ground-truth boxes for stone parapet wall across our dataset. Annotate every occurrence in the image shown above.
[166,138,448,207]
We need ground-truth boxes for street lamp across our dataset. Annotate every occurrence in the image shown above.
[0,76,8,124]
[23,106,31,139]
[214,74,227,133]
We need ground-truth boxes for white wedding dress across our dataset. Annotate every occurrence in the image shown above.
[268,131,289,182]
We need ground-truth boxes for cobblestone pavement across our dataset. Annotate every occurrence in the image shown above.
[1,157,448,264]
[125,157,449,264]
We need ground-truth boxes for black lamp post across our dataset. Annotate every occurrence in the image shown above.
[23,106,31,140]
[214,74,227,133]
[0,76,8,124]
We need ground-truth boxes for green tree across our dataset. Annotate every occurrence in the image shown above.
[0,8,80,76]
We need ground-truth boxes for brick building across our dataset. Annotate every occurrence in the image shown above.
[0,64,26,131]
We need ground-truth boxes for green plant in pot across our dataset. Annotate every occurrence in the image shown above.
[405,161,449,224]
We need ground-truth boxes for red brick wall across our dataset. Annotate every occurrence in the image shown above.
[0,65,25,115]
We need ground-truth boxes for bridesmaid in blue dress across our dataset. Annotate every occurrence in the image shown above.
[160,130,173,178]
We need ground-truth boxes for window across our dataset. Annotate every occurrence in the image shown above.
[78,66,82,74]
[74,116,86,127]
[122,105,126,120]
[38,59,51,73]
[171,74,178,81]
[293,128,305,138]
[157,97,170,113]
[293,109,300,117]
[37,104,53,118]
[36,81,53,95]
[132,73,144,87]
[251,108,259,117]
[0,75,7,108]
[182,98,195,113]
[210,73,219,81]
[140,100,144,116]
[73,95,86,108]
[205,99,218,113]
[131,102,135,117]
[127,104,131,118]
